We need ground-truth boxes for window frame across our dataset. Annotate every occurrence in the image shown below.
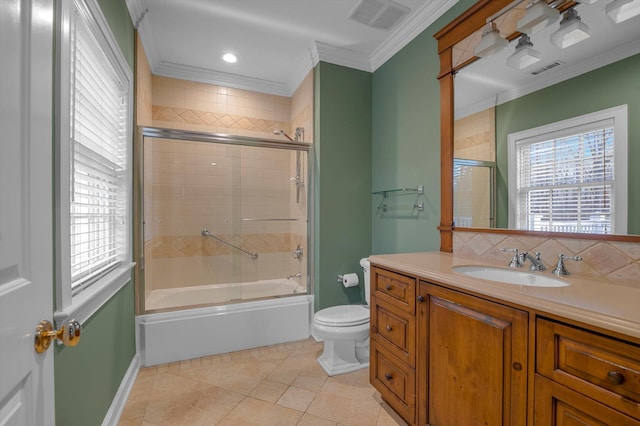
[54,0,134,326]
[507,105,628,234]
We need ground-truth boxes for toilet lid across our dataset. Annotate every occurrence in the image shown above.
[314,305,370,327]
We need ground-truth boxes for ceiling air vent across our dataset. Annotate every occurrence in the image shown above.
[530,60,566,76]
[349,0,410,30]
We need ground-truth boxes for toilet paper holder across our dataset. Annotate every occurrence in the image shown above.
[337,273,359,288]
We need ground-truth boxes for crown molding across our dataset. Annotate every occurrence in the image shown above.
[154,61,291,97]
[456,38,640,119]
[125,0,160,70]
[371,0,459,71]
[309,41,373,72]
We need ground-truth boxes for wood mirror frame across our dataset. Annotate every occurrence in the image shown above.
[433,0,640,252]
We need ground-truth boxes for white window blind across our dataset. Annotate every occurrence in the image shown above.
[515,122,615,234]
[69,4,128,293]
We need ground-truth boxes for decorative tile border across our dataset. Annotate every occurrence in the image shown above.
[453,231,640,282]
[152,105,289,135]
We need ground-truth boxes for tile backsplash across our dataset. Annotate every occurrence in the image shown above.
[453,231,640,282]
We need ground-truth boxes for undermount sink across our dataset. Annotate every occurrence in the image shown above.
[452,265,570,288]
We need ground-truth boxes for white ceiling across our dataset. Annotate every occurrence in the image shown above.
[126,0,459,96]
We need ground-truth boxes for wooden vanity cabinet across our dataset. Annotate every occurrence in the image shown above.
[535,318,640,424]
[534,375,640,426]
[370,266,418,425]
[369,262,640,425]
[420,282,529,426]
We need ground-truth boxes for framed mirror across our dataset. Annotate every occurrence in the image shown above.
[435,0,640,252]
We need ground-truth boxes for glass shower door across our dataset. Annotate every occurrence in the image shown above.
[142,132,308,312]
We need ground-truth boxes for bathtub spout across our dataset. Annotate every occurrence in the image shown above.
[287,273,302,280]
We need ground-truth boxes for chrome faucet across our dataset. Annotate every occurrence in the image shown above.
[521,252,546,271]
[501,247,523,268]
[551,254,583,276]
[287,272,302,279]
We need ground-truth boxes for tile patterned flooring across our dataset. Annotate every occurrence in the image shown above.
[118,338,407,426]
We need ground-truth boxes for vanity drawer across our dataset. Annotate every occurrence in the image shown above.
[537,318,640,420]
[371,298,416,366]
[370,340,415,425]
[372,266,416,314]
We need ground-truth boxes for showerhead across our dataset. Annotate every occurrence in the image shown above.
[273,129,294,141]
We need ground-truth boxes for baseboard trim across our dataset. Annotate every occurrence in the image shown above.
[102,354,141,426]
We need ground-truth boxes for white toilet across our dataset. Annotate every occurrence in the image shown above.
[312,258,371,376]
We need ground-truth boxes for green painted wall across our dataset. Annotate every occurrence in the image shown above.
[55,283,136,426]
[371,0,478,254]
[54,1,136,425]
[314,62,372,311]
[97,0,135,69]
[495,53,640,233]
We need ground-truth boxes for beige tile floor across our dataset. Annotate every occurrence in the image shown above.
[118,338,408,426]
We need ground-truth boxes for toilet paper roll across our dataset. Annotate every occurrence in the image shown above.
[342,273,359,288]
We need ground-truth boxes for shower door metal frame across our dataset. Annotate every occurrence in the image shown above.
[133,126,314,315]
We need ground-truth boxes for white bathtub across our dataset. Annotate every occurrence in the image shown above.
[145,278,307,311]
[137,280,312,366]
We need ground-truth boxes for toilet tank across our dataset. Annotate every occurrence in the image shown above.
[360,257,371,305]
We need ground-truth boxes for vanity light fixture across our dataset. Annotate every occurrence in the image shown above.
[605,0,640,23]
[507,34,542,69]
[474,22,508,57]
[222,53,237,63]
[517,0,559,35]
[550,8,591,49]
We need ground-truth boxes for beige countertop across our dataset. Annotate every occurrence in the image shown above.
[369,251,640,340]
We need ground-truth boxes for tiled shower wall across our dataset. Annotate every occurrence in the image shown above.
[454,108,495,162]
[453,231,640,281]
[144,138,308,294]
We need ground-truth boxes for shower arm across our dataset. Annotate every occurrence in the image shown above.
[201,228,258,259]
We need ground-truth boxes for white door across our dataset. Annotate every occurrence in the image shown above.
[0,0,55,424]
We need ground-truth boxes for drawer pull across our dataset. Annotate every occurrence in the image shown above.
[607,371,625,385]
[417,295,424,302]
[384,373,393,381]
[385,284,393,291]
[386,325,393,332]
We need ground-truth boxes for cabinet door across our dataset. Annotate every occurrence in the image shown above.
[424,283,528,426]
[535,375,640,426]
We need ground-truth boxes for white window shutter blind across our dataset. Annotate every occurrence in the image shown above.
[69,5,128,292]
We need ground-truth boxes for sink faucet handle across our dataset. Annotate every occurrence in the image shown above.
[501,247,523,268]
[551,254,583,276]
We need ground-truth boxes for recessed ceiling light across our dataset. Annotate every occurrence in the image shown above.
[222,53,237,63]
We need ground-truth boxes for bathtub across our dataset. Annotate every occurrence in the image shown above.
[136,279,312,366]
[145,278,307,311]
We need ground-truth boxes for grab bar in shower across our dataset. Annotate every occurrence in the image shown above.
[241,218,299,222]
[201,228,258,259]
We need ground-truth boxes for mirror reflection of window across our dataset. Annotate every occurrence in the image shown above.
[508,105,628,234]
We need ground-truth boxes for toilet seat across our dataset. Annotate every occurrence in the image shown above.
[314,305,369,327]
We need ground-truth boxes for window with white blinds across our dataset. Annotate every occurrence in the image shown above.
[64,0,131,295]
[508,106,628,234]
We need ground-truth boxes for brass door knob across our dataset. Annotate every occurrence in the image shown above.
[34,319,81,353]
